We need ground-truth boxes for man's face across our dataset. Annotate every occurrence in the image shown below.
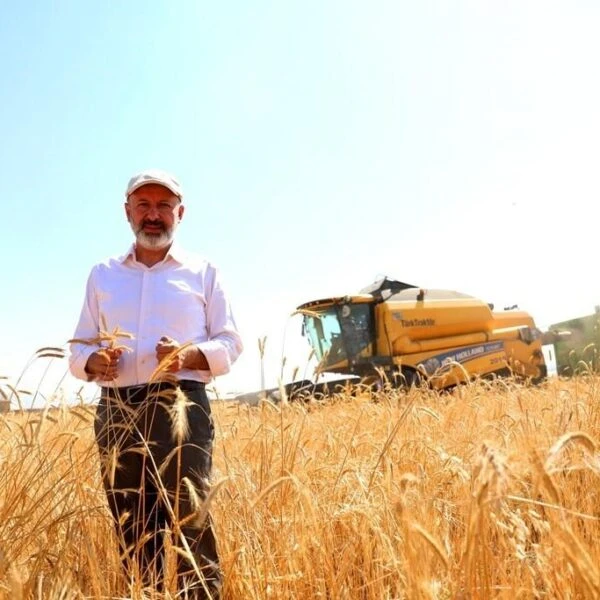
[125,184,184,250]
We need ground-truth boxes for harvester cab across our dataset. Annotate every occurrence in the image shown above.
[301,296,374,371]
[296,277,547,391]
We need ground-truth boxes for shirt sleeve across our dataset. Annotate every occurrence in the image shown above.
[196,265,243,377]
[68,268,101,381]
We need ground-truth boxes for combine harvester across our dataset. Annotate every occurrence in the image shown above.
[238,278,549,403]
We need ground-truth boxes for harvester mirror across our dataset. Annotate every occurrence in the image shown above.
[341,305,351,318]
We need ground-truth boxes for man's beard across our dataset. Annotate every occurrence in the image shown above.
[130,219,175,250]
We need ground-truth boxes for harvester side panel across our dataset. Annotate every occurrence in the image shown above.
[375,296,495,357]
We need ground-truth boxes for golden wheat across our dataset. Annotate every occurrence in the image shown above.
[0,376,599,598]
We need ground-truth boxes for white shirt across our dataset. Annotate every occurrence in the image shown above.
[69,243,243,386]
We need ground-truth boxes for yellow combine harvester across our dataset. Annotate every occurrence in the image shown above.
[296,278,547,391]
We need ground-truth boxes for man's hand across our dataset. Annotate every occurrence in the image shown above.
[155,336,210,372]
[156,336,186,372]
[85,348,123,381]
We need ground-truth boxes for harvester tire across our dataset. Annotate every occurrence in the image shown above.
[398,367,424,389]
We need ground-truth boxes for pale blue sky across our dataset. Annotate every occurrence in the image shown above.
[2,2,600,401]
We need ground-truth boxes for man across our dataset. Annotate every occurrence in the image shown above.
[69,169,242,599]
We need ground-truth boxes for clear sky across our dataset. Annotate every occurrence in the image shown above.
[2,1,600,404]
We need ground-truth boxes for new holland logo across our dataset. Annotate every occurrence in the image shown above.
[421,341,505,375]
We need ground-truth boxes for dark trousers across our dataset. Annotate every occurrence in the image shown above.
[95,381,221,599]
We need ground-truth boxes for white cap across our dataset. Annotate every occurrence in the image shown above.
[125,169,183,199]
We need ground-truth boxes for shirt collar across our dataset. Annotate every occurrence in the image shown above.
[119,241,187,265]
[167,241,187,264]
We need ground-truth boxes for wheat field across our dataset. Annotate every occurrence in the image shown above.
[0,376,599,599]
